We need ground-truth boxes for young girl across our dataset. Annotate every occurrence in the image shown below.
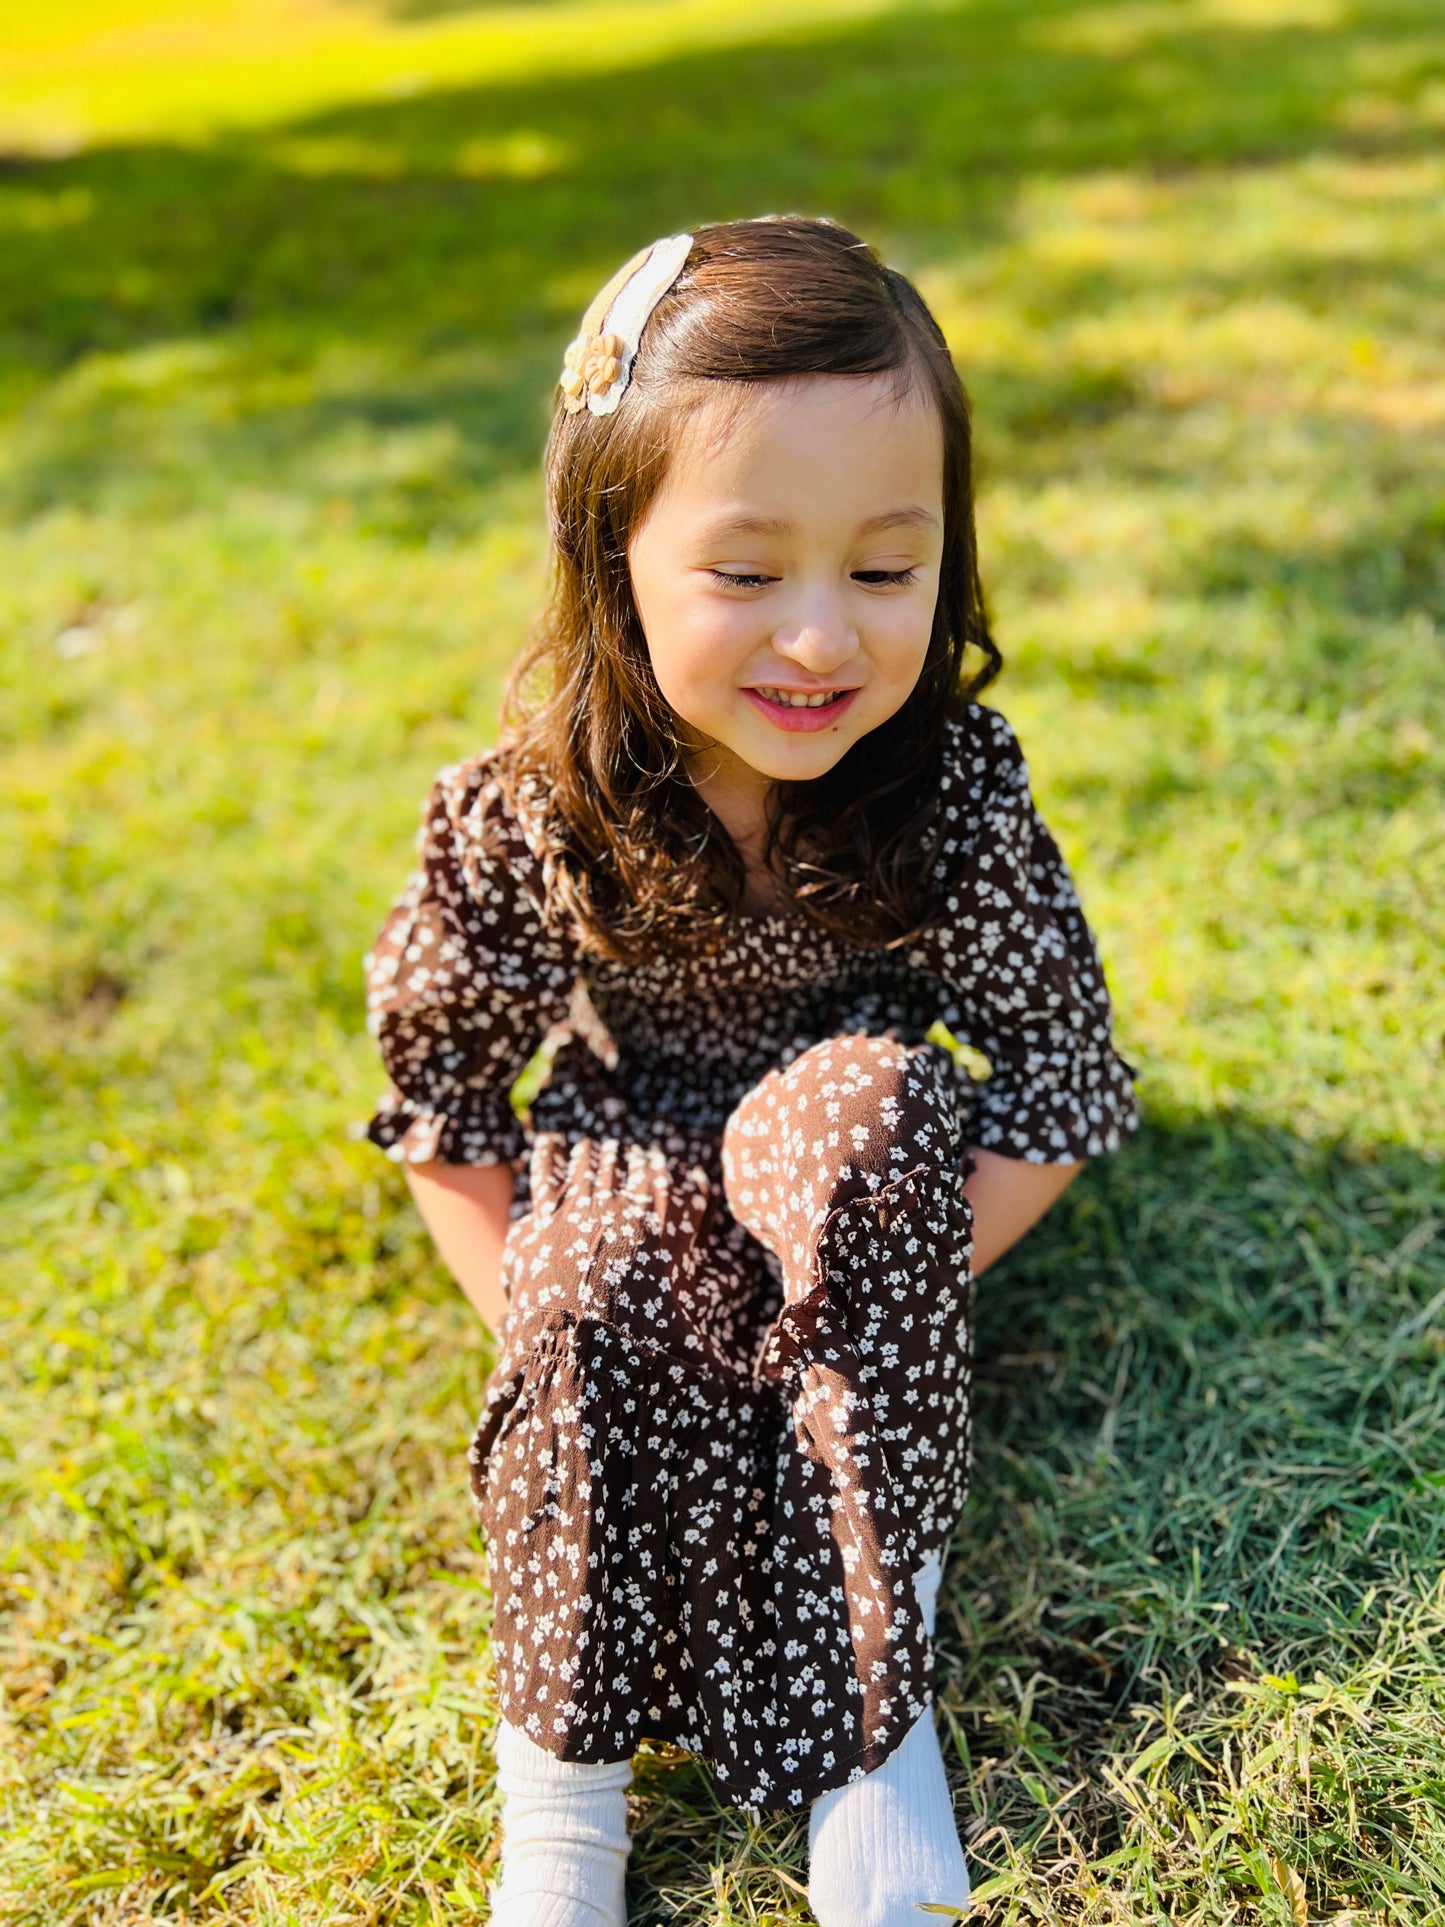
[362,215,1138,1926]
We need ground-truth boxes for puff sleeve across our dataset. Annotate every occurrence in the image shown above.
[361,757,579,1167]
[908,707,1140,1163]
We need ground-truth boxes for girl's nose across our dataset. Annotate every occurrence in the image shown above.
[771,586,859,674]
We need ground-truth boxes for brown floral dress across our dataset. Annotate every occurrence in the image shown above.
[362,702,1138,1812]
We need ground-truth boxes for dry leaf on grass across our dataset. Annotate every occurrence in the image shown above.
[1269,1852,1310,1926]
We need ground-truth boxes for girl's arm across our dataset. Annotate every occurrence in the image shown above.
[363,761,583,1332]
[404,1161,515,1333]
[962,1147,1082,1278]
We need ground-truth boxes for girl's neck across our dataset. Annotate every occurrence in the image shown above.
[686,750,787,915]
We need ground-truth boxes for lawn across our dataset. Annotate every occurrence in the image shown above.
[1,0,1442,1920]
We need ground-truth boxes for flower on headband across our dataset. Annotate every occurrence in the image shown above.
[556,232,694,417]
[559,330,626,414]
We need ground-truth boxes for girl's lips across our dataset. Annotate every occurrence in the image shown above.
[742,686,860,732]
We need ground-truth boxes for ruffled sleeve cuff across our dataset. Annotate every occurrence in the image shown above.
[967,1035,1141,1164]
[361,1083,526,1168]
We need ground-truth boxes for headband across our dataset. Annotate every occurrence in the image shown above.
[558,231,694,417]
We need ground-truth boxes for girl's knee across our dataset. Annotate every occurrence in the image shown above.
[721,1032,961,1241]
[734,1031,957,1150]
[781,1030,918,1104]
[818,1030,957,1137]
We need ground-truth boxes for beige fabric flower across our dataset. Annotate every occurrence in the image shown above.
[559,330,626,413]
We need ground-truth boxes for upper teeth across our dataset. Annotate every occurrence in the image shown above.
[756,687,842,707]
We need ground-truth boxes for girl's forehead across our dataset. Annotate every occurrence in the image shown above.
[679,369,933,447]
[661,372,943,506]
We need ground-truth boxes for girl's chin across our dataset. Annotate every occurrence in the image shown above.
[676,703,868,787]
[736,719,857,769]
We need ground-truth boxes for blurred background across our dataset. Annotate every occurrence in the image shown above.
[2,2,1442,1922]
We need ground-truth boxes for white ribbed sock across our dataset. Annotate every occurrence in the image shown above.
[489,1719,633,1927]
[806,1551,971,1927]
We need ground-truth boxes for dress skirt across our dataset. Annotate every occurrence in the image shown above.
[465,1029,977,1813]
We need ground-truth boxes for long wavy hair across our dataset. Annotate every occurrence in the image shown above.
[496,214,1001,964]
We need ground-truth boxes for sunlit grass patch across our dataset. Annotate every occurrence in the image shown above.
[0,0,918,152]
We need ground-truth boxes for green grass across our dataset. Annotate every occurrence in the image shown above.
[2,0,1443,1920]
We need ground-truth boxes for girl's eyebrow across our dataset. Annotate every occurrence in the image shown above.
[699,506,940,542]
[860,506,941,535]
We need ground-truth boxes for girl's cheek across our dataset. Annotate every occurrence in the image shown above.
[873,602,932,664]
[687,602,756,660]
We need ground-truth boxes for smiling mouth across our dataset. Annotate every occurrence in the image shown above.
[743,685,863,733]
[748,686,855,708]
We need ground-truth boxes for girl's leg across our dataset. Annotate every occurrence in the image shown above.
[489,1720,633,1927]
[805,1552,970,1927]
[472,1127,765,1914]
[721,1028,976,1585]
[721,1031,974,1916]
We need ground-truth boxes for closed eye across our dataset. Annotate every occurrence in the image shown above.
[708,570,776,589]
[707,567,921,589]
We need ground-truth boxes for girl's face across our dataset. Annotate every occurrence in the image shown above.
[627,373,945,829]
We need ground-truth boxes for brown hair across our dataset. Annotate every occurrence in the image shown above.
[496,213,1001,963]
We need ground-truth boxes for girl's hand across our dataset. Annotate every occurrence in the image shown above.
[962,1147,1083,1278]
[403,1160,516,1333]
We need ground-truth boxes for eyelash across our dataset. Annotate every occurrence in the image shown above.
[708,569,920,590]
